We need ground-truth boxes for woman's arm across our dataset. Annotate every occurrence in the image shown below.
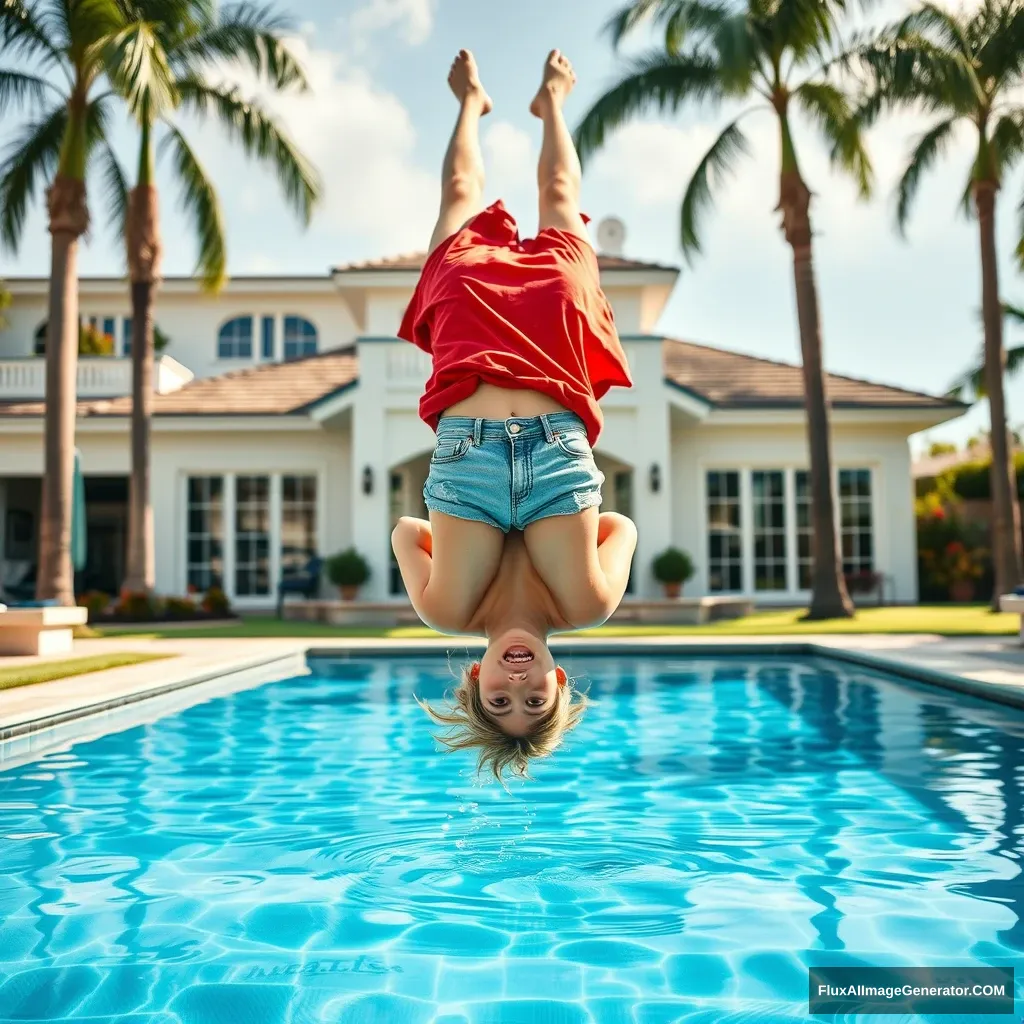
[391,517,434,617]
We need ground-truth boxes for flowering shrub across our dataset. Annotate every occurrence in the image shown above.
[115,590,159,621]
[921,540,987,588]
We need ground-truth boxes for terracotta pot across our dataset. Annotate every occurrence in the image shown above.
[949,579,975,603]
[662,581,682,599]
[340,585,360,601]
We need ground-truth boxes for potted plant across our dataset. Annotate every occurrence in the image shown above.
[652,547,695,599]
[326,548,371,600]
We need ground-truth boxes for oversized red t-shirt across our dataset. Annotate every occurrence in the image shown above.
[397,200,632,445]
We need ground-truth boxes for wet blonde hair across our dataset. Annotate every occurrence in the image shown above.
[417,663,591,781]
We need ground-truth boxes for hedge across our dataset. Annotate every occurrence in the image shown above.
[931,453,1024,501]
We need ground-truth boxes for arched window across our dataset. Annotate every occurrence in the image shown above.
[218,316,253,359]
[283,316,318,360]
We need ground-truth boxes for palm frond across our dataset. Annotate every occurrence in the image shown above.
[158,121,226,289]
[0,69,60,118]
[712,11,758,93]
[897,3,973,60]
[679,115,751,261]
[1008,343,1024,377]
[173,2,306,90]
[1004,301,1024,326]
[95,20,179,122]
[795,80,872,197]
[991,109,1024,180]
[573,49,724,168]
[66,0,125,51]
[0,102,68,251]
[896,116,958,233]
[771,0,844,66]
[95,140,129,248]
[176,78,320,223]
[858,33,979,116]
[0,0,64,65]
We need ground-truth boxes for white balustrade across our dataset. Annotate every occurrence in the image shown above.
[0,356,194,400]
[385,345,432,386]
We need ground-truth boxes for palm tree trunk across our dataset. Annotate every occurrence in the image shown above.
[975,180,1023,606]
[779,170,854,620]
[36,175,88,606]
[123,183,161,594]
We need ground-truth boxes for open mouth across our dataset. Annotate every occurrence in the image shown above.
[502,645,534,665]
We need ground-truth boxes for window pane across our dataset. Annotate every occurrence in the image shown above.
[235,475,271,596]
[706,471,742,593]
[283,315,318,361]
[219,316,254,359]
[795,470,812,591]
[186,476,224,592]
[838,468,874,579]
[752,470,786,592]
[261,316,275,359]
[282,474,318,575]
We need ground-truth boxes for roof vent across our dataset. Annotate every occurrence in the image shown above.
[596,216,626,257]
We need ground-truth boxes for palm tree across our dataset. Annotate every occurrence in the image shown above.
[575,0,870,618]
[116,2,320,594]
[0,0,177,604]
[859,0,1024,602]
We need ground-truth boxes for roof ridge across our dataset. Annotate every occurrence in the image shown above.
[173,345,355,391]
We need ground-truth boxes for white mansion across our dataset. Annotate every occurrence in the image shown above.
[0,236,962,607]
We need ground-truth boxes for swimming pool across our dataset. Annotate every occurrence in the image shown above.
[0,652,1021,1022]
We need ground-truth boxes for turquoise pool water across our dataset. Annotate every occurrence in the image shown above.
[0,653,1021,1023]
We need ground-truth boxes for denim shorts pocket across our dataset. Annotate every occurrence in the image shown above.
[430,436,472,464]
[554,430,593,459]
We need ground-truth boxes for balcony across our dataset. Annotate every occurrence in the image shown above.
[0,355,194,401]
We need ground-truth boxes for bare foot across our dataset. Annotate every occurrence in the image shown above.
[448,49,492,115]
[530,49,577,117]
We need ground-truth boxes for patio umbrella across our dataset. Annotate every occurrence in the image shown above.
[71,449,87,574]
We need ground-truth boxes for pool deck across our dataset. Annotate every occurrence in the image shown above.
[1,631,1023,747]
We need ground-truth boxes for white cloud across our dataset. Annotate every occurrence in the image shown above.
[347,0,436,49]
[191,38,440,256]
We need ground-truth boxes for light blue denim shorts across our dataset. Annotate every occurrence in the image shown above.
[423,411,605,532]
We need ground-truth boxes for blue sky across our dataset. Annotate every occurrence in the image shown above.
[0,0,1020,451]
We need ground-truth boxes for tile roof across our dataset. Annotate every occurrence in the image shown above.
[333,251,677,273]
[662,338,961,409]
[0,337,960,419]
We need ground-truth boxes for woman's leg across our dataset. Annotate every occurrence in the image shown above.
[531,50,588,240]
[428,50,492,255]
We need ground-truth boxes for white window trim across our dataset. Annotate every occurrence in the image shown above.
[700,462,878,600]
[181,470,323,606]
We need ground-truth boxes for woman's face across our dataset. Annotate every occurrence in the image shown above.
[477,633,563,737]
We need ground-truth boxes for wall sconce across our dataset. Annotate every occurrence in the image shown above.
[649,463,661,493]
[362,465,374,496]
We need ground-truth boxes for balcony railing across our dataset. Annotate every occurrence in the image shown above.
[0,355,194,401]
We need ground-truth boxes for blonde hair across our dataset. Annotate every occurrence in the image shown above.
[417,663,591,781]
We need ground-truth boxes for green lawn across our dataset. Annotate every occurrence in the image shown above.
[0,653,174,692]
[89,606,1020,641]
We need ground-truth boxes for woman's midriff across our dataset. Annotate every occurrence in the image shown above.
[440,382,569,421]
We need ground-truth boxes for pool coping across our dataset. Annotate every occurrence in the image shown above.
[2,638,1022,753]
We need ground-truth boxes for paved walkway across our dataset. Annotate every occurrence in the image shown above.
[2,632,1024,737]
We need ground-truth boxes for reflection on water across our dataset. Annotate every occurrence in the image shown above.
[0,654,1021,1023]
